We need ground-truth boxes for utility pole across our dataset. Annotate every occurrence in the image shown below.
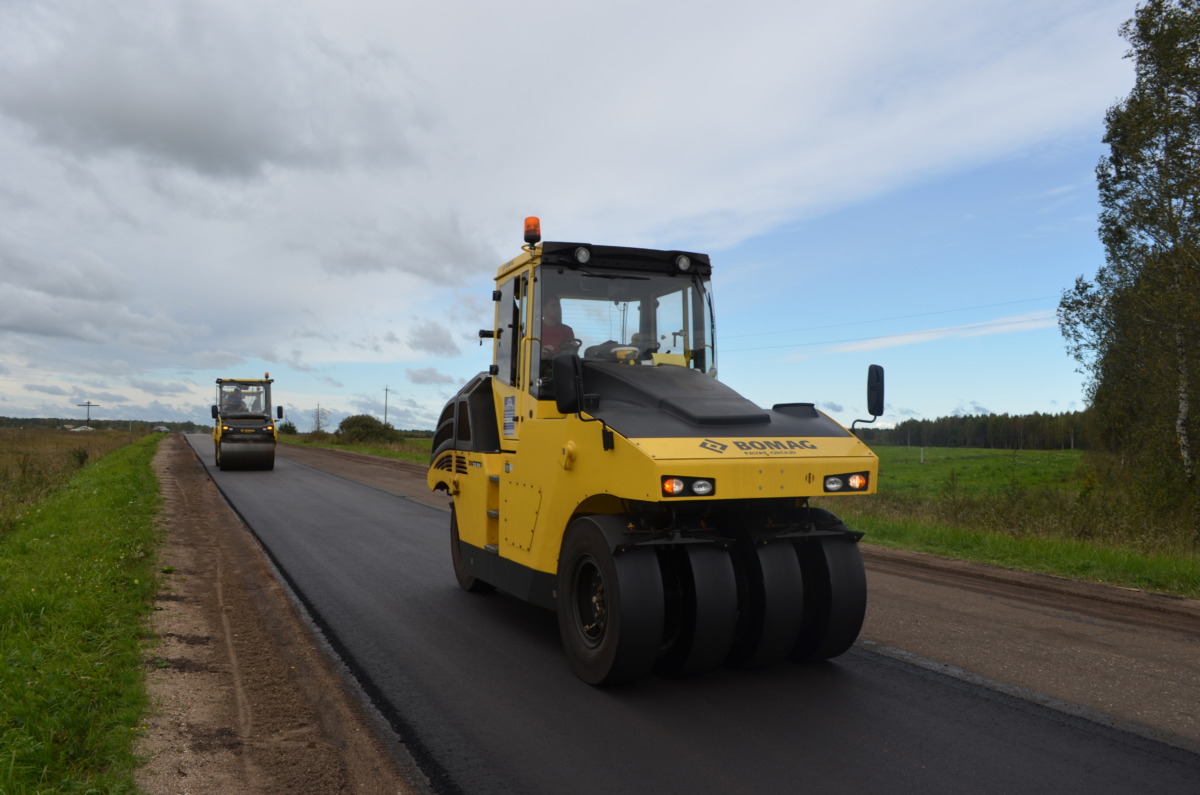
[384,386,390,428]
[78,401,99,424]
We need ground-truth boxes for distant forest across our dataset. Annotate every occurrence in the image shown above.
[0,417,209,433]
[853,411,1088,451]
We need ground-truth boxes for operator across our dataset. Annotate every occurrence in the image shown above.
[223,388,247,411]
[541,296,577,357]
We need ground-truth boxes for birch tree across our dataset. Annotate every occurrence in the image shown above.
[1059,0,1200,543]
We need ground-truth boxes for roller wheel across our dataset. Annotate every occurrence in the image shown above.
[557,517,664,685]
[725,536,805,669]
[450,508,493,593]
[215,444,225,470]
[789,535,867,662]
[655,545,738,678]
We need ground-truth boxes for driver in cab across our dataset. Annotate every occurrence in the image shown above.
[540,297,577,357]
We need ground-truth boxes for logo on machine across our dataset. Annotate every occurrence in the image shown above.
[733,439,818,451]
[699,439,728,453]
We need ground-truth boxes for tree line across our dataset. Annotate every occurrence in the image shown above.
[1057,0,1199,546]
[855,411,1088,450]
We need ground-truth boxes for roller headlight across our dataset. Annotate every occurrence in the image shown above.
[675,254,691,271]
[574,246,592,264]
[661,476,717,498]
[824,472,869,493]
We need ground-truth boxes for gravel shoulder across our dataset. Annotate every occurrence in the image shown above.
[136,436,427,794]
[137,436,1200,793]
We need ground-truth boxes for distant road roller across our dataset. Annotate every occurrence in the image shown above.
[428,218,884,685]
[211,375,283,470]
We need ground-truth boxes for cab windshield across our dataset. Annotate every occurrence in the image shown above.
[218,382,272,415]
[532,268,715,396]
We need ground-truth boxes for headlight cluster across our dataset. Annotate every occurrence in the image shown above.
[824,472,869,492]
[662,476,716,498]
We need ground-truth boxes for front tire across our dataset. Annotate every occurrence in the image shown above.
[557,516,664,685]
[790,534,867,662]
[725,535,805,669]
[655,544,737,678]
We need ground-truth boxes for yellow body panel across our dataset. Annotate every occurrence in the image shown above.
[431,412,878,577]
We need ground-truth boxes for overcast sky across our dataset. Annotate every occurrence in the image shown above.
[0,0,1136,431]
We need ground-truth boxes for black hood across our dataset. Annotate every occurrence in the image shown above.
[579,361,850,440]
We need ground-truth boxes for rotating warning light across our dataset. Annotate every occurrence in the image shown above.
[524,216,541,245]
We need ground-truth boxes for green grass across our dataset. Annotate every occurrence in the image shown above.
[825,445,1200,599]
[0,435,161,794]
[279,432,430,464]
[0,428,143,537]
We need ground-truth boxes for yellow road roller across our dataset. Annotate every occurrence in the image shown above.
[211,375,283,470]
[428,218,884,685]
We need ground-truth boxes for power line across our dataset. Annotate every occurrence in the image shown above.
[723,296,1057,340]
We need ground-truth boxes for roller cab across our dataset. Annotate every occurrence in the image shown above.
[428,218,884,684]
[211,375,284,471]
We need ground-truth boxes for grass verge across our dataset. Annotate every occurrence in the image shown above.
[0,435,161,794]
[279,433,430,464]
[851,514,1200,599]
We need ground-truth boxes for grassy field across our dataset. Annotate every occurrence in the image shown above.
[279,432,431,464]
[0,428,142,536]
[0,432,162,794]
[826,445,1200,599]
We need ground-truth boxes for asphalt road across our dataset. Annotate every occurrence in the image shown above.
[187,436,1200,794]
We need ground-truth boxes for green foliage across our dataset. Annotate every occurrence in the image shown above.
[278,419,298,435]
[0,435,161,793]
[336,414,401,445]
[857,410,1088,450]
[1058,0,1200,545]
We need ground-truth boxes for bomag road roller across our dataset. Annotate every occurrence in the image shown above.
[428,218,885,685]
[211,374,284,470]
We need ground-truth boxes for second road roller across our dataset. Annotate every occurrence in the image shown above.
[211,375,284,470]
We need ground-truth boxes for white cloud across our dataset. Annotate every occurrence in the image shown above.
[830,311,1058,354]
[0,0,1131,421]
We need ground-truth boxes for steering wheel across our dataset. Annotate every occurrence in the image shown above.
[544,338,582,358]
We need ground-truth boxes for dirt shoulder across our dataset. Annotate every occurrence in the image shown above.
[136,435,428,794]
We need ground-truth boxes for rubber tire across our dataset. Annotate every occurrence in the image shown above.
[450,508,493,593]
[725,537,805,669]
[789,535,867,662]
[557,517,664,685]
[655,545,738,678]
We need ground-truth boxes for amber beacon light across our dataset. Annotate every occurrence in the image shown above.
[524,216,541,246]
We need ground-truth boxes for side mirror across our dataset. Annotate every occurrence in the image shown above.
[277,406,284,420]
[852,365,885,431]
[867,364,884,417]
[553,353,583,415]
[211,405,219,419]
